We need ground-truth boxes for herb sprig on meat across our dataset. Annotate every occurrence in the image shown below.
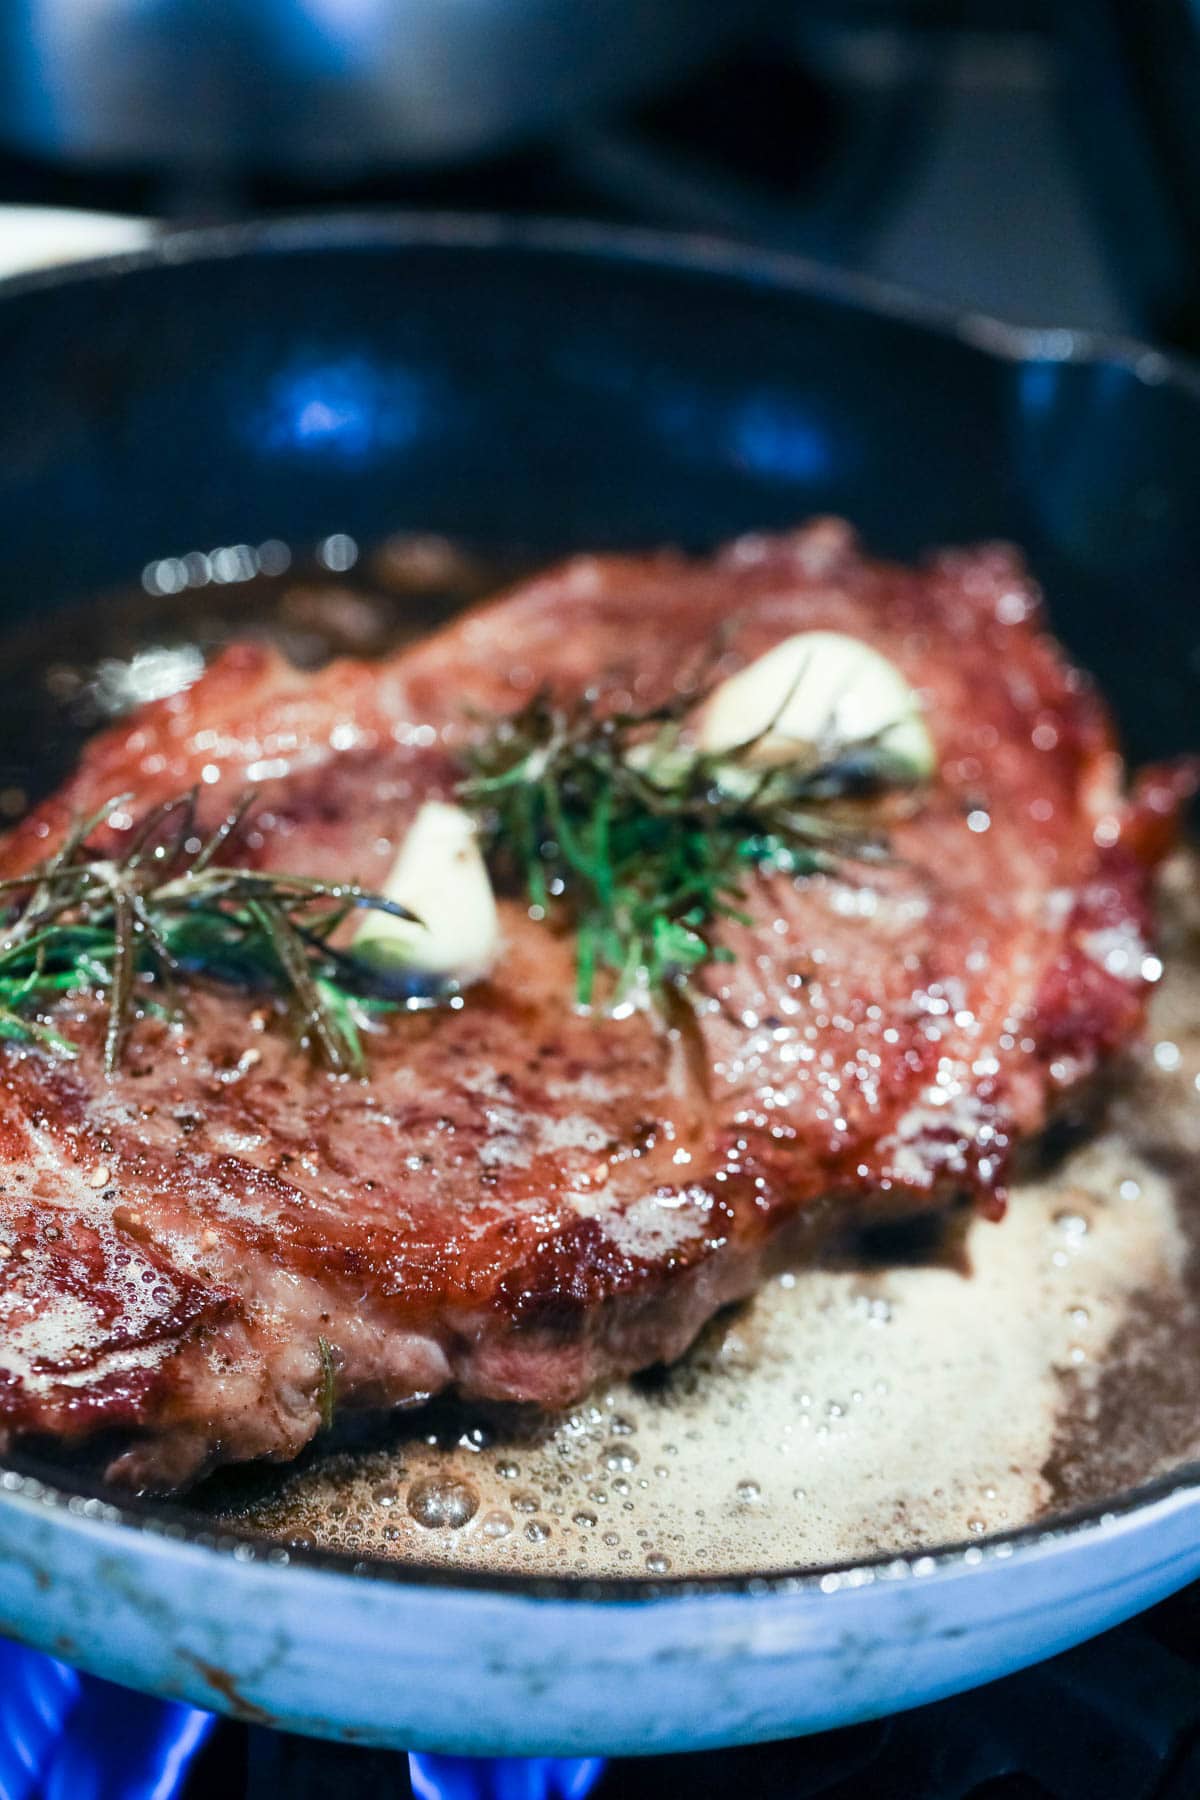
[0,790,414,1075]
[459,684,917,1009]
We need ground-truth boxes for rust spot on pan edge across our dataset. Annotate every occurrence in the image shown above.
[180,1651,277,1727]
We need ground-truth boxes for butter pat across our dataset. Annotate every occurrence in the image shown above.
[696,630,934,778]
[353,801,499,983]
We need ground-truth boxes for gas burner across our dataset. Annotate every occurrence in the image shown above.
[410,1756,604,1800]
[4,1587,1200,1799]
[0,1638,212,1799]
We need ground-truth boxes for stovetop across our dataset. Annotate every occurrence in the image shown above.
[0,6,1196,1797]
[0,4,1137,338]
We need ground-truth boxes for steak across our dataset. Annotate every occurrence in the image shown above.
[0,521,1185,1491]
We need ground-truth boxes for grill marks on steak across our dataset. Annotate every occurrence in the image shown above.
[0,521,1183,1490]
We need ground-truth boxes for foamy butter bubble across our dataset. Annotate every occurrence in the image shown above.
[224,857,1200,1578]
[406,1477,478,1530]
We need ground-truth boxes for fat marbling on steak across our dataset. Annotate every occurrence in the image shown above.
[0,521,1185,1490]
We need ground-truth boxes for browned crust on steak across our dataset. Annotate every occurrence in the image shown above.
[0,520,1187,1489]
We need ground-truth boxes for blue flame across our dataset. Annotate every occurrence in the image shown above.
[0,1639,610,1798]
[0,1640,213,1800]
[409,1751,606,1800]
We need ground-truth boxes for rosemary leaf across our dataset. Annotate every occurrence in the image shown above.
[317,1335,336,1431]
[105,887,136,1077]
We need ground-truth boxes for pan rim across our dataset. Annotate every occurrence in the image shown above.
[0,206,1197,400]
[1,206,1198,1605]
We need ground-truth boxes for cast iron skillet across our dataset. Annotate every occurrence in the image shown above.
[0,215,1197,1756]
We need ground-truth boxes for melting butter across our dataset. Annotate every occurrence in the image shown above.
[696,630,934,778]
[353,800,499,982]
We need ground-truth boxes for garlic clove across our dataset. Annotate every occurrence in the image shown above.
[353,800,499,983]
[695,629,935,779]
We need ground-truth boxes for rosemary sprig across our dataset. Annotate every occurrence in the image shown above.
[459,686,916,1009]
[0,791,416,1076]
[317,1334,337,1430]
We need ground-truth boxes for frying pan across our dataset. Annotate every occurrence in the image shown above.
[0,215,1197,1756]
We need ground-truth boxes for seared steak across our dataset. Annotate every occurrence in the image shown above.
[0,522,1184,1490]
